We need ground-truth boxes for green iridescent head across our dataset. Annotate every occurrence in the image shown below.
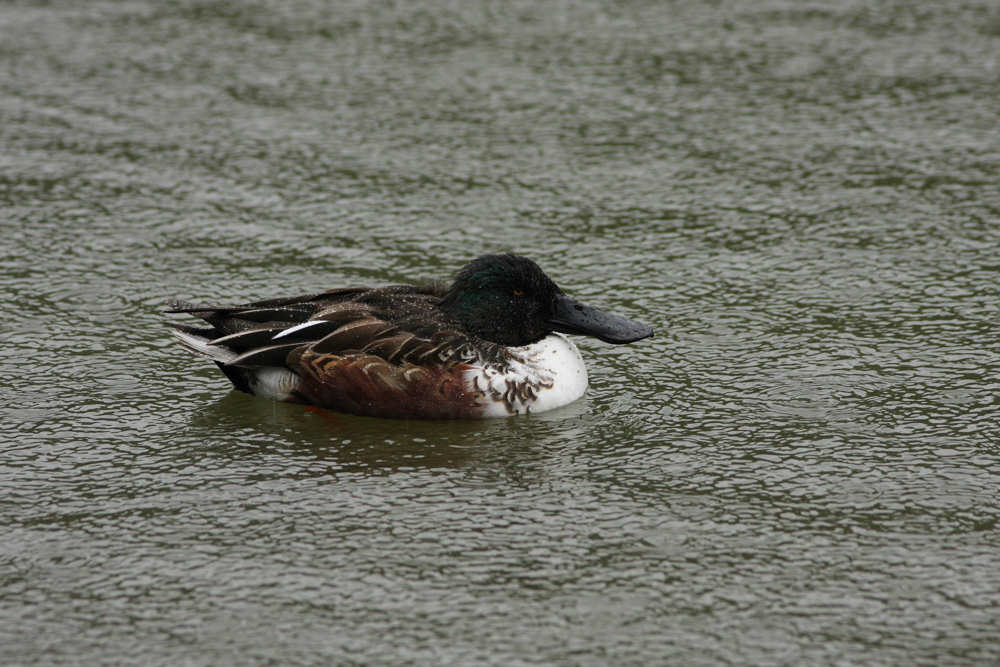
[439,254,653,347]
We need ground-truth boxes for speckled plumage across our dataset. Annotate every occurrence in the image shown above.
[168,254,652,419]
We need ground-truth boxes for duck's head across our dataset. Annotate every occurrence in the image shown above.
[439,253,654,347]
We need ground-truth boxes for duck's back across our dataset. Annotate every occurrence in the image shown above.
[168,285,495,418]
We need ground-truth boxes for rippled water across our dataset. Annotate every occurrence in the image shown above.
[3,1,999,664]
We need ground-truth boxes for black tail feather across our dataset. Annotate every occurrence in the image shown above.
[214,362,253,394]
[166,322,221,338]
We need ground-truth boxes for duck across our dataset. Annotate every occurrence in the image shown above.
[167,253,652,419]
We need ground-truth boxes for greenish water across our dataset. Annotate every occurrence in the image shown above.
[3,1,999,664]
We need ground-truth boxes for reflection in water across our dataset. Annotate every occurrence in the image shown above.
[188,392,497,471]
[179,391,598,492]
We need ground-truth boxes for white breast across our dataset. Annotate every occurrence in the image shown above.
[465,333,589,417]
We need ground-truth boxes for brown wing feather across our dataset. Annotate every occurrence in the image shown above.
[171,283,491,417]
[360,332,418,363]
[312,318,394,353]
[289,348,480,419]
[313,301,378,324]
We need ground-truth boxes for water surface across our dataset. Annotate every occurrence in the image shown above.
[2,1,999,664]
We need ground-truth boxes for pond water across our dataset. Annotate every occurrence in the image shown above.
[3,1,999,663]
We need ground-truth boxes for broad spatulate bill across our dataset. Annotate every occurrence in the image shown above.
[167,254,652,419]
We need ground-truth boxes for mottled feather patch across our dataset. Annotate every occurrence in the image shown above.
[466,334,587,417]
[360,332,417,362]
[289,348,479,419]
[169,280,594,419]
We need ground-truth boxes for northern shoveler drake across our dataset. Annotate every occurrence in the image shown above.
[167,254,652,419]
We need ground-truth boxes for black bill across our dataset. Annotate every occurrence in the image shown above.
[549,294,654,344]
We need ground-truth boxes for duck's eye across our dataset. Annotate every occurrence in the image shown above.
[512,288,525,296]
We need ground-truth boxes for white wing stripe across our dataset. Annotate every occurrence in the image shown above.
[272,320,328,340]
